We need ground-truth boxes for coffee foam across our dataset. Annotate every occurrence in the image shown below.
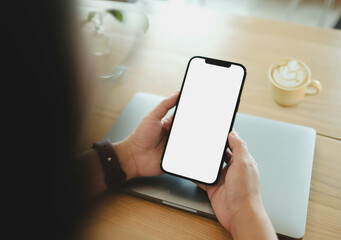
[272,60,308,88]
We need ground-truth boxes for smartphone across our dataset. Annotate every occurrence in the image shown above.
[160,56,246,184]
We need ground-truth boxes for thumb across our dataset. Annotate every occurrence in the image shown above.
[149,91,179,120]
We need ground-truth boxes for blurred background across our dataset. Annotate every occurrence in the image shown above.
[104,0,341,29]
[77,0,341,82]
[76,0,341,149]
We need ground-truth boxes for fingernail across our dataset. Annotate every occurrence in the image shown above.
[230,129,238,136]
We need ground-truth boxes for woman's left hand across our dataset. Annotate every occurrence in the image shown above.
[114,91,179,180]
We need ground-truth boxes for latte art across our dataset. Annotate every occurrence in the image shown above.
[272,60,307,88]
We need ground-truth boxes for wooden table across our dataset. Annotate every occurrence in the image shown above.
[77,1,341,239]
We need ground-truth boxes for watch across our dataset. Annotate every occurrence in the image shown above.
[93,139,127,189]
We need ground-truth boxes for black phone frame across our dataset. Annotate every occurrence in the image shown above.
[160,56,247,185]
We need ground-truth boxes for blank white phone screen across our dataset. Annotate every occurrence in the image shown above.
[161,57,245,184]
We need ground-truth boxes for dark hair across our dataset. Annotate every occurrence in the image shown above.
[7,1,82,239]
[48,2,81,239]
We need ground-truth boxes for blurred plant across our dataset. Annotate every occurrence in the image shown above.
[81,9,149,80]
[82,10,124,56]
[82,9,124,25]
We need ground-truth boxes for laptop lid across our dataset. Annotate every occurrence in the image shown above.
[104,92,316,239]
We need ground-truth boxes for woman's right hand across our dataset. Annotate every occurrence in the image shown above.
[197,130,277,240]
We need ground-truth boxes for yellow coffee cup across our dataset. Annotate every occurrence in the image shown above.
[268,58,322,106]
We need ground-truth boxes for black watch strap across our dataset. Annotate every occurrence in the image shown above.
[93,139,126,190]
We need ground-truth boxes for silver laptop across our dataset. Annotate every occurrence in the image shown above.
[104,92,316,239]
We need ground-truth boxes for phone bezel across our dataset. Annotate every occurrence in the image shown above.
[160,56,247,185]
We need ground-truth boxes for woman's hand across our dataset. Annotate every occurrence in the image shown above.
[114,91,179,180]
[197,130,277,240]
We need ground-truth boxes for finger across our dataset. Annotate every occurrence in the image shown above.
[228,130,250,163]
[205,165,229,200]
[194,164,229,199]
[222,149,232,163]
[219,164,229,183]
[168,112,175,121]
[149,91,179,120]
[195,181,207,192]
[162,112,174,131]
[195,181,219,201]
[226,148,232,159]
